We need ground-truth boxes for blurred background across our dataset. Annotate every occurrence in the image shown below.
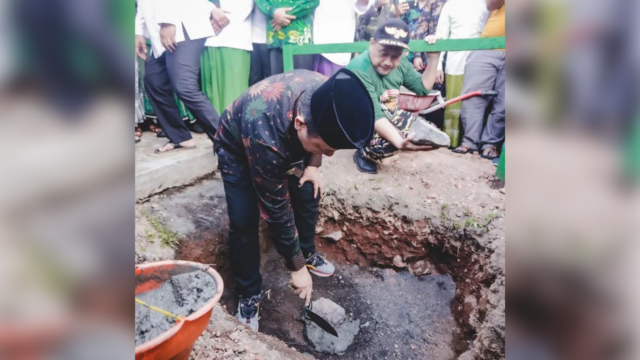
[0,0,637,359]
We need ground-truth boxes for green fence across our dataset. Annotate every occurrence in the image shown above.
[282,37,505,72]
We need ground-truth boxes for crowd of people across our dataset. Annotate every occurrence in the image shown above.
[135,0,505,330]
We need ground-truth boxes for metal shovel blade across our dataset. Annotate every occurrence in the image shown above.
[305,308,339,337]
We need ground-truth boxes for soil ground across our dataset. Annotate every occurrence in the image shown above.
[135,148,505,359]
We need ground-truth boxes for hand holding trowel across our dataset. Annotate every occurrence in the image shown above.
[290,266,338,337]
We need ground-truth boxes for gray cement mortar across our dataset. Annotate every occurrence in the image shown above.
[135,270,217,346]
[409,118,451,147]
[303,297,360,355]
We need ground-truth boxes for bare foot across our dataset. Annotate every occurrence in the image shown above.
[155,139,196,153]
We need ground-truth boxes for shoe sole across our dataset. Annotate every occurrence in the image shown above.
[308,267,334,277]
[236,307,259,331]
[353,152,378,174]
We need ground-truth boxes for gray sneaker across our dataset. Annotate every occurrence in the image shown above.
[409,119,451,147]
[305,252,335,277]
[236,294,261,331]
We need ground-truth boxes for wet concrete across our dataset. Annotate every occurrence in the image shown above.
[139,178,461,359]
[135,270,217,346]
[304,297,360,355]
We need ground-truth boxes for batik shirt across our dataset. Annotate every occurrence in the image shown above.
[401,0,427,62]
[414,0,447,39]
[214,70,326,270]
[405,0,447,64]
[254,0,320,49]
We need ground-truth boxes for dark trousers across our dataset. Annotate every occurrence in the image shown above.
[144,32,219,144]
[249,43,271,86]
[222,165,319,298]
[460,50,506,151]
[269,48,314,75]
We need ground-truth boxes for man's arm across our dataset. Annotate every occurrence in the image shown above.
[224,0,254,23]
[433,3,450,71]
[135,6,146,37]
[486,0,504,11]
[289,0,320,18]
[400,54,441,94]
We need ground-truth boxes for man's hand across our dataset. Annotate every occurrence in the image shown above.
[413,57,424,71]
[273,7,296,28]
[436,70,445,84]
[398,1,410,15]
[299,166,323,199]
[398,133,437,151]
[159,24,177,52]
[290,266,313,306]
[135,35,147,60]
[211,7,230,34]
[424,35,437,44]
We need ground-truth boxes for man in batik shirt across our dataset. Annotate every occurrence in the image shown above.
[214,69,375,330]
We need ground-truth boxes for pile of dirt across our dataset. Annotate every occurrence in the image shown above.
[135,270,218,346]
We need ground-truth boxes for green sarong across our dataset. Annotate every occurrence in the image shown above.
[443,74,464,147]
[201,47,251,114]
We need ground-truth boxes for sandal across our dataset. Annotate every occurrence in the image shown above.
[480,146,499,159]
[155,141,197,153]
[452,145,474,154]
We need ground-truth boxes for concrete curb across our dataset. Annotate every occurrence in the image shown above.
[135,143,217,201]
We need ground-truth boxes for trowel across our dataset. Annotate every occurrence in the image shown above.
[305,301,339,337]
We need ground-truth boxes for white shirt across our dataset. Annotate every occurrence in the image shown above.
[313,0,375,66]
[251,6,267,45]
[135,0,215,59]
[205,0,254,51]
[434,0,490,75]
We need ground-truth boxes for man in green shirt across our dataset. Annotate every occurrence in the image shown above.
[347,19,450,174]
[254,0,319,75]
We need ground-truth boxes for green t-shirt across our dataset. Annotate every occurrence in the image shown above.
[346,51,430,121]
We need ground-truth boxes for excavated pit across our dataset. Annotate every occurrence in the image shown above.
[137,149,505,359]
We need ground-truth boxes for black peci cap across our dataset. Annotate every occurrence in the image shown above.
[373,19,411,50]
[311,69,375,149]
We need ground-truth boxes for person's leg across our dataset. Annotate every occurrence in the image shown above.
[443,74,465,147]
[249,43,264,86]
[165,32,220,142]
[313,55,344,77]
[480,51,506,153]
[214,47,251,113]
[144,54,193,145]
[250,43,271,85]
[355,110,418,174]
[293,54,314,71]
[269,48,284,76]
[458,51,499,151]
[363,110,417,161]
[221,161,262,298]
[287,176,320,258]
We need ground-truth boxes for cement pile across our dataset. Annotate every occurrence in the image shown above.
[135,270,217,346]
[304,297,360,355]
[409,118,451,147]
